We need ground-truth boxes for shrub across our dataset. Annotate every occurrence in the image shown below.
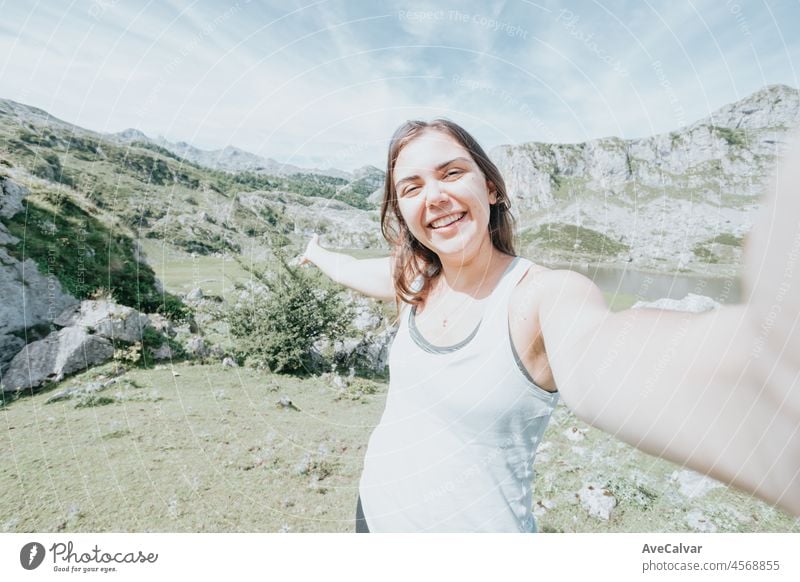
[227,252,352,374]
[712,126,747,148]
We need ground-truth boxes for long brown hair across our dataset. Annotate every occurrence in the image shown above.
[380,119,516,305]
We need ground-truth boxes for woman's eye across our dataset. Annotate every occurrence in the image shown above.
[403,185,420,196]
[445,169,462,178]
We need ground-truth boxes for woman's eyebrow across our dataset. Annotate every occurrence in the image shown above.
[395,157,472,188]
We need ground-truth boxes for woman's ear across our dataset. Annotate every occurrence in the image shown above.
[487,181,498,204]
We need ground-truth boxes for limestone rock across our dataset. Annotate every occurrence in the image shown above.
[54,300,150,343]
[563,426,587,442]
[277,396,299,411]
[186,287,203,301]
[185,336,208,358]
[0,335,25,372]
[671,469,724,499]
[1,327,114,392]
[0,177,28,218]
[0,244,78,371]
[577,483,617,520]
[0,176,79,368]
[632,293,721,313]
[313,326,396,374]
[147,313,176,338]
[350,295,383,332]
[150,343,174,361]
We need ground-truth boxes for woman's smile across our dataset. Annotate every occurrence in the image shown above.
[428,211,467,230]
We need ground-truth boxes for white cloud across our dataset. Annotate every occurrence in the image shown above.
[0,0,797,168]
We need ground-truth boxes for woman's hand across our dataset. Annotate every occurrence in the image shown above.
[298,233,321,266]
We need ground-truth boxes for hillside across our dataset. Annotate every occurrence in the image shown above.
[113,128,351,179]
[0,97,382,253]
[0,98,382,373]
[491,84,800,273]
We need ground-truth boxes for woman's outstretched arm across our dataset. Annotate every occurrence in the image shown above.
[300,234,395,301]
[534,134,800,516]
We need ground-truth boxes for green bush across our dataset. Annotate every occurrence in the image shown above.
[712,126,748,148]
[227,253,352,374]
[31,152,74,187]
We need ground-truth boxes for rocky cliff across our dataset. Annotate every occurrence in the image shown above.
[0,176,77,371]
[490,84,800,272]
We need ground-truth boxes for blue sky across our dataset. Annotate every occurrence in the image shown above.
[2,0,798,170]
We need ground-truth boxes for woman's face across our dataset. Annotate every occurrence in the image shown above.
[392,129,497,261]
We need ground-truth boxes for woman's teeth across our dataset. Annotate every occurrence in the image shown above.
[429,212,466,229]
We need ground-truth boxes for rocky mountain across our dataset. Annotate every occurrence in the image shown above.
[490,84,800,272]
[0,97,383,379]
[112,129,351,179]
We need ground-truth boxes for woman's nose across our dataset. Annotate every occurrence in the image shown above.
[424,180,448,205]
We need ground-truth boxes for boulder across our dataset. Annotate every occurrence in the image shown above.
[0,334,25,373]
[1,176,79,369]
[313,326,396,374]
[185,336,208,358]
[150,343,174,361]
[350,296,384,331]
[0,177,28,219]
[0,248,78,370]
[54,300,150,343]
[671,469,724,499]
[1,327,114,393]
[186,287,203,301]
[577,483,617,520]
[147,313,176,338]
[632,293,721,313]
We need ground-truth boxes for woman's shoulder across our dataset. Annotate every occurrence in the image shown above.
[510,262,600,316]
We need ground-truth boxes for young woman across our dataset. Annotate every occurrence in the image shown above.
[302,119,800,532]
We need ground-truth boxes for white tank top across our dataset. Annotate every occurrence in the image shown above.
[359,257,559,532]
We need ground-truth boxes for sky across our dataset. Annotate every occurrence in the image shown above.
[1,0,798,171]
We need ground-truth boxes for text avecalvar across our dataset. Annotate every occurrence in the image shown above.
[642,543,702,554]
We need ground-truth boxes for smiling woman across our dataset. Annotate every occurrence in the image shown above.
[301,118,800,532]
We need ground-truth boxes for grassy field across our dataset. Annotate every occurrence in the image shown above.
[1,363,383,532]
[2,361,797,533]
[139,239,254,300]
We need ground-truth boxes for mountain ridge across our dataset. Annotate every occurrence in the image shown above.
[489,83,799,272]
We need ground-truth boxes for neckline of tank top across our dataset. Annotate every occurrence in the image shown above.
[408,256,522,354]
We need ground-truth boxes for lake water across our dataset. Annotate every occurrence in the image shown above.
[566,264,742,305]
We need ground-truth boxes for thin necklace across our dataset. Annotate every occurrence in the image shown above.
[436,292,485,328]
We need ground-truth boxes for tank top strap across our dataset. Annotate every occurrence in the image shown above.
[481,256,533,320]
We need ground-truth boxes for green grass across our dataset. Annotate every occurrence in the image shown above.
[691,233,745,264]
[1,361,796,533]
[0,362,383,532]
[708,233,744,247]
[138,239,252,299]
[521,223,629,258]
[712,126,748,148]
[551,176,590,203]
